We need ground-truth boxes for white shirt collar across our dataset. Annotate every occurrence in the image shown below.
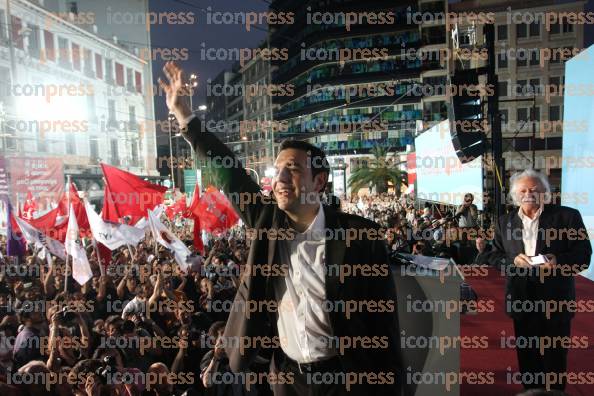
[518,205,543,222]
[297,204,325,237]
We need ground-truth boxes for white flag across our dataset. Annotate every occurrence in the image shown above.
[134,204,164,230]
[148,208,191,272]
[65,204,93,285]
[14,216,66,260]
[85,200,145,250]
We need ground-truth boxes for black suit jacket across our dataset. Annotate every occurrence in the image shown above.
[487,204,592,321]
[182,118,401,395]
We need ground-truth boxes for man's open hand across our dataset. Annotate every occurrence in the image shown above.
[158,61,193,125]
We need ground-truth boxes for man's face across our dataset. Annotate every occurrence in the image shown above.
[516,177,545,210]
[476,237,486,251]
[272,148,326,212]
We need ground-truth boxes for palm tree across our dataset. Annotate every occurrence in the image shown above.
[348,145,407,196]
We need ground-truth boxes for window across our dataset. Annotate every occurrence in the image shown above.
[549,105,561,121]
[115,63,124,86]
[95,54,103,79]
[129,106,137,131]
[498,81,508,97]
[517,108,528,122]
[105,58,114,84]
[83,49,93,77]
[497,51,508,69]
[0,66,11,105]
[517,50,527,67]
[516,80,527,96]
[497,25,507,41]
[11,16,23,49]
[37,129,46,153]
[562,23,574,33]
[500,109,508,127]
[514,138,530,151]
[66,134,76,155]
[131,141,138,166]
[517,23,527,38]
[58,37,70,68]
[135,71,142,93]
[110,139,119,165]
[549,76,563,95]
[72,43,80,70]
[0,10,7,43]
[107,99,116,123]
[529,78,540,95]
[28,24,40,58]
[549,50,561,64]
[43,30,55,61]
[126,68,134,92]
[69,2,78,15]
[530,106,540,122]
[529,22,540,37]
[529,50,539,66]
[90,139,99,160]
[550,23,560,35]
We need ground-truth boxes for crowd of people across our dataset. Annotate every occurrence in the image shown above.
[0,191,490,396]
[343,192,489,264]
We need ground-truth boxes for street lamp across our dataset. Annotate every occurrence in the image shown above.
[168,112,176,190]
[241,135,248,168]
[186,74,198,116]
[265,167,276,178]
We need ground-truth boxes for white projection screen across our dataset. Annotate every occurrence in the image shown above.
[414,120,484,210]
[562,45,594,278]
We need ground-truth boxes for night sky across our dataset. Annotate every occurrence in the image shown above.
[149,0,268,132]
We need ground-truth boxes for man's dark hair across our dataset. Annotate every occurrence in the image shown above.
[278,139,330,191]
[208,321,226,339]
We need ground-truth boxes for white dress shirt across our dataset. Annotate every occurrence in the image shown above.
[274,204,337,363]
[518,205,543,256]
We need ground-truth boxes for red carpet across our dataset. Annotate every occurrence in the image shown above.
[460,267,594,396]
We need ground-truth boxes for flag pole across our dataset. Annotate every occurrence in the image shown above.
[92,238,105,276]
[126,243,134,260]
[64,175,72,294]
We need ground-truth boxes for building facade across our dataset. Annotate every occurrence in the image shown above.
[0,0,158,203]
[450,0,585,191]
[267,0,448,196]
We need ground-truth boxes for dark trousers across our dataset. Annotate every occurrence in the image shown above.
[513,316,572,391]
[269,353,351,396]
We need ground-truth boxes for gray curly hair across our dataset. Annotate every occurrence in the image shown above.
[509,169,552,206]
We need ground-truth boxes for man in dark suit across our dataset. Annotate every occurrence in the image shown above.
[159,62,400,396]
[487,169,591,391]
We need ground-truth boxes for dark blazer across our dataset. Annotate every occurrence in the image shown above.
[487,204,592,321]
[182,118,401,395]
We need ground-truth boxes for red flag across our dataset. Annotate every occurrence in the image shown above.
[183,184,204,254]
[167,195,187,220]
[43,182,91,242]
[24,207,59,234]
[186,184,200,215]
[192,186,238,235]
[97,242,112,269]
[101,182,122,223]
[100,163,167,223]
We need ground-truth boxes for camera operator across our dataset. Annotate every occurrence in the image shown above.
[455,193,478,229]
